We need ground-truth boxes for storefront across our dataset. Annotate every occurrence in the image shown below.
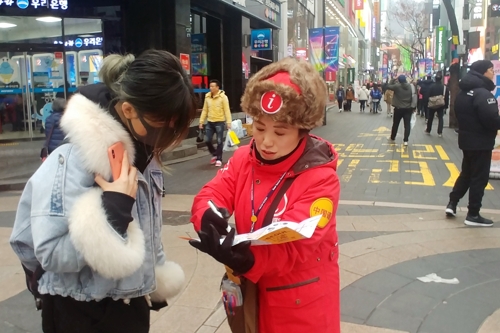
[287,0,315,60]
[189,0,281,111]
[0,0,122,141]
[324,0,359,87]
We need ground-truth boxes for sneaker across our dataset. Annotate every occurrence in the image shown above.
[215,160,222,167]
[464,214,494,227]
[210,156,217,165]
[403,142,408,146]
[424,130,430,135]
[445,202,457,217]
[454,129,459,134]
[438,133,442,138]
[387,137,395,144]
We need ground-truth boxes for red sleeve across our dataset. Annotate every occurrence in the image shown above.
[190,152,241,231]
[243,169,340,283]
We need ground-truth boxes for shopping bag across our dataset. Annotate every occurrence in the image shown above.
[228,130,240,145]
[410,112,416,129]
[231,120,245,139]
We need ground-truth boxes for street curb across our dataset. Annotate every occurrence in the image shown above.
[0,181,26,192]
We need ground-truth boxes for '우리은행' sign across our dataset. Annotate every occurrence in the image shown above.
[2,0,68,10]
[251,29,272,51]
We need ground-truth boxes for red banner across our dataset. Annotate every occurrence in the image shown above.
[354,0,363,10]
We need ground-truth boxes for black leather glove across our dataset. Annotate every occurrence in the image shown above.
[189,225,255,275]
[201,207,230,236]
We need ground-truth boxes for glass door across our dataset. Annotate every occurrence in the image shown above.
[0,43,68,141]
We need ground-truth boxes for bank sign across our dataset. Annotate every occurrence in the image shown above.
[221,0,281,28]
[251,29,272,50]
[435,26,446,64]
[0,0,68,10]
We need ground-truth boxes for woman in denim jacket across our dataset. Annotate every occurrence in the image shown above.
[10,50,196,333]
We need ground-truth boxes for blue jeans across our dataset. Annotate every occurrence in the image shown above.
[205,121,225,161]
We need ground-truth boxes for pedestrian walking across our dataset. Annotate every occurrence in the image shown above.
[387,75,416,146]
[445,60,500,226]
[345,84,355,111]
[357,85,369,112]
[199,79,232,167]
[425,72,449,137]
[370,84,383,113]
[189,58,341,333]
[383,81,394,117]
[418,75,433,121]
[10,50,192,333]
[336,85,345,112]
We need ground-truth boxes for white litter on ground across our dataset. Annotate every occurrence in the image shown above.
[417,273,459,284]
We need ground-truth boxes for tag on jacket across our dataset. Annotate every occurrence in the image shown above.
[487,98,496,104]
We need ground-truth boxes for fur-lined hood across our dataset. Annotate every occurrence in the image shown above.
[60,93,136,181]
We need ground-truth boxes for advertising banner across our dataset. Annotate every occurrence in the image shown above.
[324,26,340,72]
[354,0,363,10]
[179,53,190,75]
[251,29,273,50]
[490,60,500,176]
[347,68,355,84]
[191,53,208,76]
[418,59,426,78]
[191,34,205,53]
[308,27,325,72]
[435,26,446,63]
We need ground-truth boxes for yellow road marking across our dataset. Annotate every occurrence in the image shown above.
[443,162,494,190]
[404,161,435,186]
[341,159,360,182]
[412,144,438,160]
[435,145,450,161]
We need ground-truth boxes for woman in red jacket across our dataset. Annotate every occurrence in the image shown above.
[189,58,340,333]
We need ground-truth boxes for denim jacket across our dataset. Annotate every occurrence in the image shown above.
[10,94,185,303]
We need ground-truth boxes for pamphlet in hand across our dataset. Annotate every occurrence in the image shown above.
[182,215,322,246]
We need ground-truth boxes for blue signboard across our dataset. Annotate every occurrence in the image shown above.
[251,29,272,51]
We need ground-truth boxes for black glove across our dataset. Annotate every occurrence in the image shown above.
[189,225,255,275]
[201,207,230,236]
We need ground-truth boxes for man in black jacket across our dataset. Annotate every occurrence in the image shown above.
[446,60,500,226]
[418,75,433,120]
[425,72,449,137]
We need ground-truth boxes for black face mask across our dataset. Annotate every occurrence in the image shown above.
[127,114,164,148]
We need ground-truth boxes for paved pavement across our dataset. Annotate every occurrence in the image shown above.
[1,102,500,333]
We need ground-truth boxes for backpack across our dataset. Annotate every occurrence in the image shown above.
[371,89,382,100]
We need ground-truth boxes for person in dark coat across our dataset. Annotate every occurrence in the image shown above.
[418,75,433,120]
[335,85,345,112]
[44,98,67,154]
[445,60,500,226]
[425,72,449,137]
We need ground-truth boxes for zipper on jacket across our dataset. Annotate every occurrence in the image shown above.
[265,277,320,292]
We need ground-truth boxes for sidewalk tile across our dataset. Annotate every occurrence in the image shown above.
[204,306,226,328]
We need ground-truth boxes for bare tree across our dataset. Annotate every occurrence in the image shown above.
[385,0,429,72]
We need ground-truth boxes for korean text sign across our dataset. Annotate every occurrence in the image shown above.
[251,29,272,51]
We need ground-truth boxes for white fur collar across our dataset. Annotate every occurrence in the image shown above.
[60,94,136,180]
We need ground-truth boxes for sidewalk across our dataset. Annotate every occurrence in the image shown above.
[1,192,500,333]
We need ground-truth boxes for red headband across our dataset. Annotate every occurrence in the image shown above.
[264,72,302,95]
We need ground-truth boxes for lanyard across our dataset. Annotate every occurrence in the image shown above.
[250,168,288,232]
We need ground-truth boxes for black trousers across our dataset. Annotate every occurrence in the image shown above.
[450,150,492,216]
[41,294,150,333]
[346,99,352,111]
[359,100,366,111]
[426,107,444,134]
[337,99,343,109]
[390,108,413,142]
